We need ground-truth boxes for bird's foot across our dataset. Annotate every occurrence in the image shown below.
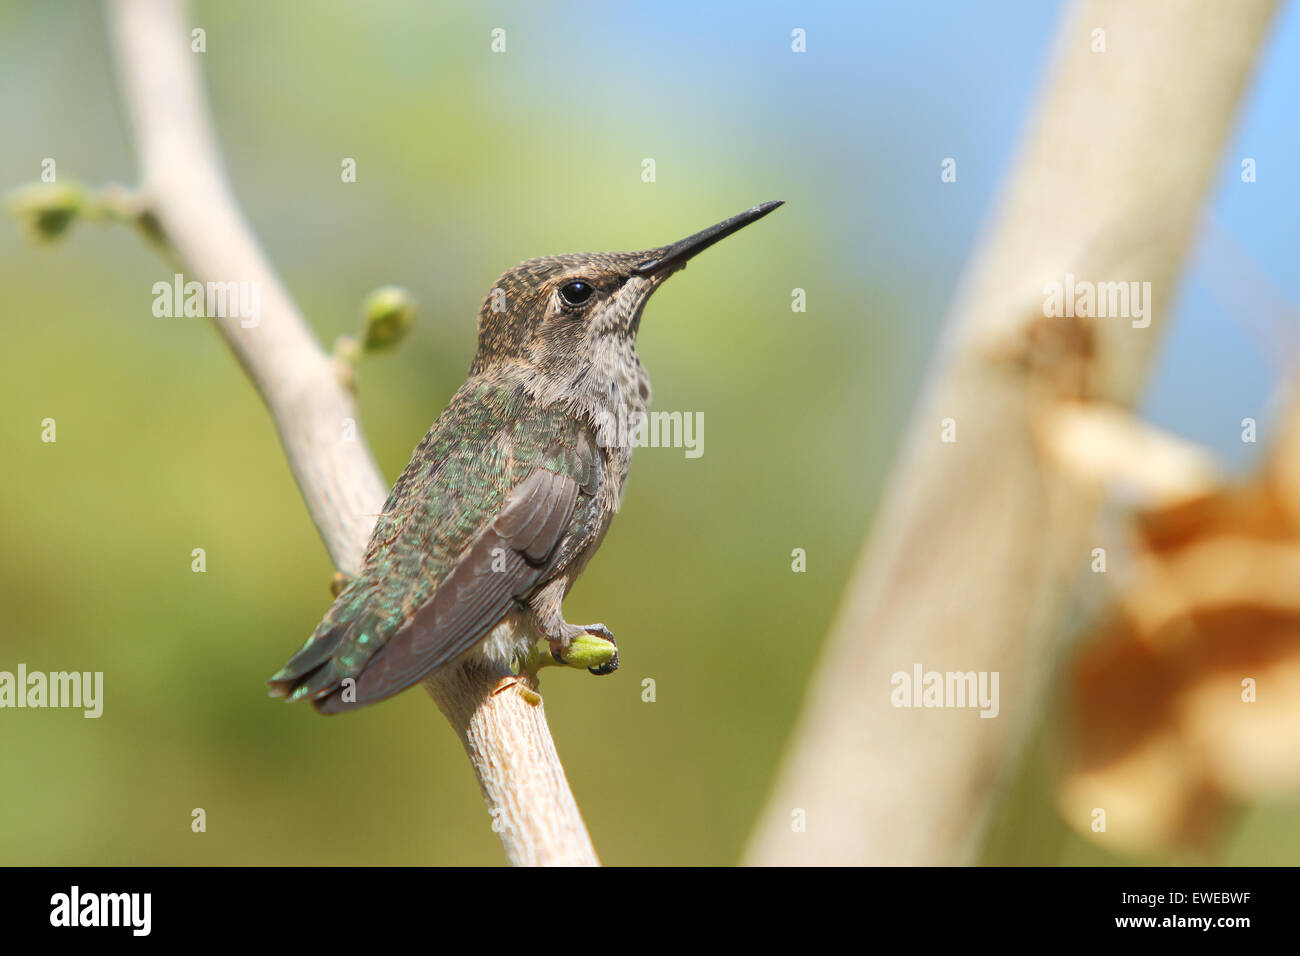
[538,624,619,676]
[329,571,354,597]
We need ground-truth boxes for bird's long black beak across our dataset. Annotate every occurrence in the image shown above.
[632,200,784,277]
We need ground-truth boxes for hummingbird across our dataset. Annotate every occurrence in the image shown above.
[268,200,784,714]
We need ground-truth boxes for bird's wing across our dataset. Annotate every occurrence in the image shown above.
[268,388,603,714]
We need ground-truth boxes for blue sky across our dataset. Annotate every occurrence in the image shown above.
[563,0,1300,468]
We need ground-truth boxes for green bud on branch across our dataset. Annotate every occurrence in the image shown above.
[360,285,416,352]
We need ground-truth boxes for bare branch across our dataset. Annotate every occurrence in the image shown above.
[106,0,597,866]
[745,0,1280,865]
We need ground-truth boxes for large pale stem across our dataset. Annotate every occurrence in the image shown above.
[745,0,1280,866]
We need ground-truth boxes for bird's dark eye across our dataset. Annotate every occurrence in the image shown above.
[559,280,595,307]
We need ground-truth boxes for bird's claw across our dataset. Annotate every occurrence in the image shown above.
[545,625,619,675]
[581,625,619,676]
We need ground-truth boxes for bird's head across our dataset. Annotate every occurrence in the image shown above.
[469,201,783,381]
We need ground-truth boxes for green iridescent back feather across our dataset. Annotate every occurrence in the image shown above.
[270,372,594,698]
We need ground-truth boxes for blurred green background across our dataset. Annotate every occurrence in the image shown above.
[2,0,1298,865]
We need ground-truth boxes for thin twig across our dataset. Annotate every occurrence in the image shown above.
[105,0,598,866]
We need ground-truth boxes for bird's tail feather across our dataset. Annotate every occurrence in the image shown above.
[267,586,385,710]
